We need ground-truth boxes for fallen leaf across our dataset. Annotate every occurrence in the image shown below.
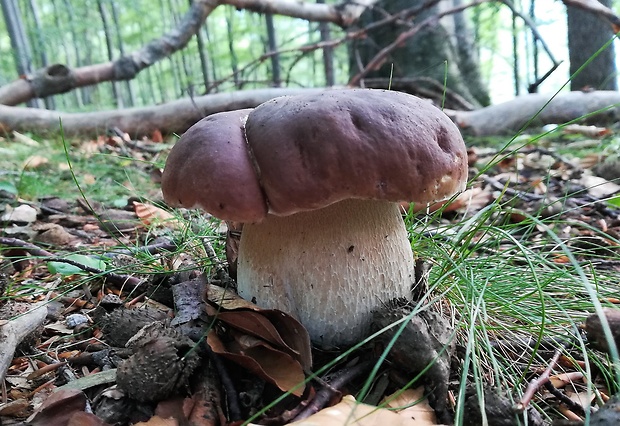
[133,201,181,228]
[22,155,49,169]
[207,330,306,396]
[382,387,437,423]
[26,388,87,426]
[284,394,437,426]
[580,174,620,199]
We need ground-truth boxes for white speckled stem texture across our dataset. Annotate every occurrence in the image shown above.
[236,199,415,348]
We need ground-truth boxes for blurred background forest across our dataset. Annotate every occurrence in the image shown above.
[0,0,617,119]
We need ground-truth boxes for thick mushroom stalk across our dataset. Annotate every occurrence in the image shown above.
[237,199,414,348]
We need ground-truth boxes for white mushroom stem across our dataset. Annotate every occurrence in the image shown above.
[236,198,415,348]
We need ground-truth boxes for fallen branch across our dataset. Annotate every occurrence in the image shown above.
[0,237,145,291]
[0,87,325,137]
[0,304,48,384]
[447,90,620,136]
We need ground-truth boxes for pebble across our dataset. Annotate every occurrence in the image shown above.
[65,314,89,328]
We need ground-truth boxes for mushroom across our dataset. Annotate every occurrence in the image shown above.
[162,89,468,348]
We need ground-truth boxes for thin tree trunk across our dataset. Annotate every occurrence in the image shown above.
[1,0,40,108]
[61,0,87,107]
[317,0,334,86]
[226,7,241,88]
[98,0,123,108]
[172,0,195,96]
[110,0,135,106]
[26,0,54,109]
[49,0,77,109]
[567,0,617,90]
[265,13,281,86]
[512,9,520,96]
[204,22,219,90]
[190,0,211,90]
[529,0,538,89]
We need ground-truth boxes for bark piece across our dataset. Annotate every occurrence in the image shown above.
[0,303,47,384]
[585,308,620,354]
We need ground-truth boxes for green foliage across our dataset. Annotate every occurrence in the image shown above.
[47,253,107,276]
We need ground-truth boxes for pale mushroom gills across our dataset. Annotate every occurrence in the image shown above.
[162,89,468,348]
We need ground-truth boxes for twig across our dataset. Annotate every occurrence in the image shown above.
[105,239,177,257]
[516,348,562,411]
[0,237,146,291]
[205,343,242,421]
[543,381,586,417]
[201,237,236,291]
[292,360,373,421]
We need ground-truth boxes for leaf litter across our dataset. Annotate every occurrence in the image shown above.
[0,126,619,425]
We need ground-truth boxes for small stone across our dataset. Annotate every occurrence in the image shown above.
[66,314,89,328]
[2,204,37,224]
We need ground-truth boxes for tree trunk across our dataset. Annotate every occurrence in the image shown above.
[317,0,335,86]
[189,0,211,91]
[110,0,135,106]
[0,0,40,108]
[350,0,489,107]
[26,0,54,109]
[567,0,617,91]
[265,13,281,87]
[98,0,123,108]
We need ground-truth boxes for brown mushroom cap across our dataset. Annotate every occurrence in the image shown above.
[162,89,467,221]
[161,109,267,223]
[246,89,468,216]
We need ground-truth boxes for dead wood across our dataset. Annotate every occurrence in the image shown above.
[0,87,325,138]
[447,90,620,136]
[0,0,375,107]
[0,303,48,384]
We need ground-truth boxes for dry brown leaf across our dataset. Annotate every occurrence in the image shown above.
[283,395,440,426]
[133,201,181,228]
[207,284,256,310]
[216,311,302,359]
[151,129,164,143]
[12,131,39,146]
[207,330,306,396]
[549,372,585,389]
[563,124,611,138]
[22,155,49,169]
[206,285,312,370]
[579,175,620,199]
[382,387,437,424]
[26,388,87,426]
[67,411,111,426]
[134,416,179,426]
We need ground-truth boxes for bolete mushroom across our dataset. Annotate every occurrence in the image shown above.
[162,89,468,348]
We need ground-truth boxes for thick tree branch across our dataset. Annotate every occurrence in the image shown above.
[0,87,325,137]
[447,90,620,136]
[0,0,376,107]
[221,0,378,27]
[0,0,221,106]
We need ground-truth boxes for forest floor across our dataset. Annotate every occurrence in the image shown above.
[0,125,619,426]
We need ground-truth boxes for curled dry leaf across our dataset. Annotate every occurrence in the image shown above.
[207,329,306,397]
[206,283,312,369]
